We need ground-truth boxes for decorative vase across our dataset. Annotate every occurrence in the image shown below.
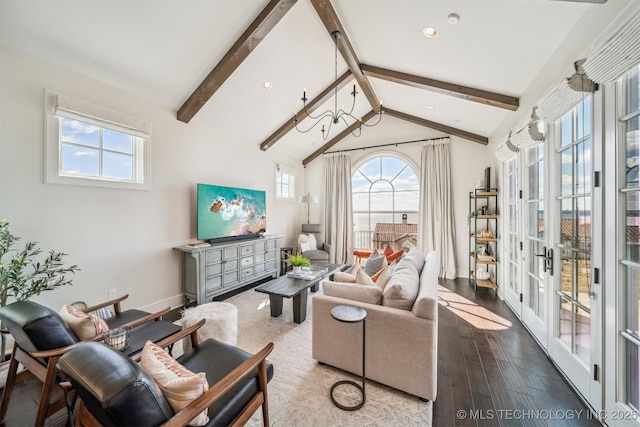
[293,266,302,274]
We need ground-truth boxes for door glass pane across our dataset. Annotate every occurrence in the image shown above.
[576,196,591,253]
[626,340,640,410]
[627,193,640,263]
[627,265,640,337]
[561,147,573,196]
[576,139,592,194]
[577,257,591,312]
[575,305,590,364]
[560,248,573,299]
[559,296,572,348]
[561,198,573,246]
[625,115,640,189]
[528,201,544,238]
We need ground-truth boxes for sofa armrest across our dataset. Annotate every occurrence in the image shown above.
[322,242,332,254]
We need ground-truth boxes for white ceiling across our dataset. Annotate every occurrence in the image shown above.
[0,0,629,160]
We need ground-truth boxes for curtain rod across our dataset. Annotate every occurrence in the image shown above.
[323,137,446,155]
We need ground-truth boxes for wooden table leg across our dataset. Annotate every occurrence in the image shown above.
[292,290,308,324]
[310,283,319,292]
[269,295,283,317]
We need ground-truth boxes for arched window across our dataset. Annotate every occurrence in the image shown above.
[352,155,419,251]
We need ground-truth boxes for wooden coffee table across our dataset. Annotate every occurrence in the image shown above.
[255,263,344,323]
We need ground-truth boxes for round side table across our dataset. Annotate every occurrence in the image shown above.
[329,305,367,411]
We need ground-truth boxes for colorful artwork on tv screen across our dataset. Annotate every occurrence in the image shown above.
[197,184,266,241]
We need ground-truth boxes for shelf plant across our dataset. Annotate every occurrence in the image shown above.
[0,219,79,360]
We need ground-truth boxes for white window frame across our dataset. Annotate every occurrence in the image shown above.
[275,163,296,200]
[44,90,151,191]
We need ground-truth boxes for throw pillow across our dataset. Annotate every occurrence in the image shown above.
[60,304,109,340]
[298,234,311,253]
[386,249,405,263]
[355,268,376,286]
[307,233,317,250]
[383,244,394,257]
[371,264,392,290]
[333,264,361,283]
[140,341,210,426]
[364,250,387,276]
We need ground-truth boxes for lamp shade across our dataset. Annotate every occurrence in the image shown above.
[298,194,319,204]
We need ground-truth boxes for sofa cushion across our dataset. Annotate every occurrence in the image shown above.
[382,260,420,310]
[141,341,210,426]
[322,280,382,305]
[60,304,109,340]
[412,251,439,320]
[404,248,426,274]
[364,250,387,276]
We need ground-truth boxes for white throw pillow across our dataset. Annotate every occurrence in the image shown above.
[298,233,317,252]
[140,341,210,426]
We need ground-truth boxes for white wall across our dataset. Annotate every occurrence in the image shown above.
[302,114,493,278]
[0,45,303,311]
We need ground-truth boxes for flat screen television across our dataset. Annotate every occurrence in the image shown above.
[197,183,266,243]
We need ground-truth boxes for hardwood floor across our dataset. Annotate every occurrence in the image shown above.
[434,278,600,426]
[4,278,599,426]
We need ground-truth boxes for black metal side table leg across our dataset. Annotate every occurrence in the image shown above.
[329,305,367,411]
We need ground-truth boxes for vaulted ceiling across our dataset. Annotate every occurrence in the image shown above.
[0,0,624,164]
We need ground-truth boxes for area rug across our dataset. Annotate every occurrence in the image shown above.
[224,288,433,426]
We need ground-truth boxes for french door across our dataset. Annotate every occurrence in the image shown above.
[522,143,548,346]
[547,94,602,410]
[503,155,523,314]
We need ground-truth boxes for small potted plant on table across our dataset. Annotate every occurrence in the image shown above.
[284,253,311,274]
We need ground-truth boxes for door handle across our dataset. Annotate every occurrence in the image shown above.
[534,246,554,276]
[535,246,548,273]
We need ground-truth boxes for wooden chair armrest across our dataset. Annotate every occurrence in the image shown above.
[84,294,130,315]
[1,328,9,334]
[131,319,205,363]
[161,342,274,427]
[31,341,88,359]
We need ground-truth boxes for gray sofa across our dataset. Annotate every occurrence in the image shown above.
[312,250,439,401]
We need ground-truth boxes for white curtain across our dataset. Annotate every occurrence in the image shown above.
[418,138,457,279]
[323,153,354,264]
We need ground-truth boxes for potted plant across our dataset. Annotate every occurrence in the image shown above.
[0,220,78,360]
[284,253,311,274]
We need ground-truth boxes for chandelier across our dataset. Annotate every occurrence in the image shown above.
[294,30,383,140]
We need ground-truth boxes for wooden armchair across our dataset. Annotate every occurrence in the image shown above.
[0,297,173,427]
[58,319,275,427]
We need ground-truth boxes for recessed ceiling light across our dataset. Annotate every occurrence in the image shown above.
[422,26,438,39]
[426,106,435,111]
[263,81,273,90]
[448,13,460,25]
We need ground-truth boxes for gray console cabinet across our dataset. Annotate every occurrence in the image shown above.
[174,235,282,306]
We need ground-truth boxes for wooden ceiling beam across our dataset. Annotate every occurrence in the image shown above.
[310,0,381,112]
[177,0,298,123]
[259,71,351,151]
[384,108,488,145]
[302,110,378,166]
[361,64,519,111]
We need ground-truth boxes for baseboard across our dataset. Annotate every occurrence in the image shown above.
[139,294,184,314]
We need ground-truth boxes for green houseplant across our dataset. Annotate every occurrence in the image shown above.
[284,253,311,274]
[0,220,79,360]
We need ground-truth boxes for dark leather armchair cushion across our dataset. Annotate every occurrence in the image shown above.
[58,341,173,426]
[0,301,77,353]
[178,339,275,427]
